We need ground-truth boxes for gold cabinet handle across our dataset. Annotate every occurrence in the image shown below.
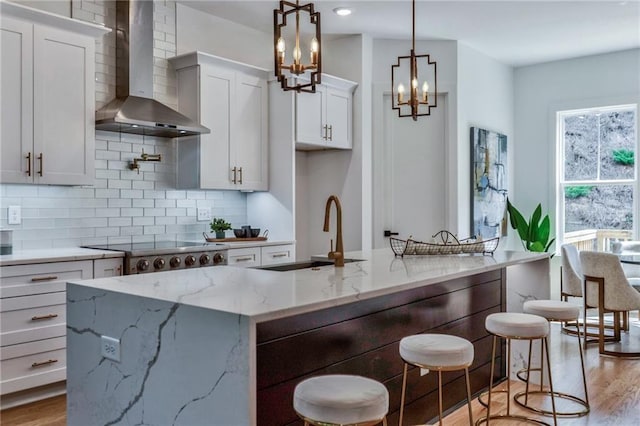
[31,275,58,282]
[31,275,59,282]
[328,125,333,141]
[31,313,59,321]
[238,167,243,184]
[31,359,58,368]
[26,152,32,176]
[232,166,237,184]
[235,256,254,262]
[37,153,43,176]
[272,253,288,258]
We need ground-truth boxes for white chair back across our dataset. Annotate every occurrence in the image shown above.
[579,250,640,311]
[561,244,583,297]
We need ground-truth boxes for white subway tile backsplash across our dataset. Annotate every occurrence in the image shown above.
[0,1,247,249]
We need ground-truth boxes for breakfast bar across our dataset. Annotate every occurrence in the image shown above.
[66,249,549,425]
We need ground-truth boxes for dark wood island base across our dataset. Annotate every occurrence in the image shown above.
[257,269,507,425]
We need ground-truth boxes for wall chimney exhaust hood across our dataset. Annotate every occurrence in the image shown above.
[95,0,209,138]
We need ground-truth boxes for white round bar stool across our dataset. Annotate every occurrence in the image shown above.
[293,374,389,426]
[476,312,558,426]
[398,334,474,426]
[514,300,590,417]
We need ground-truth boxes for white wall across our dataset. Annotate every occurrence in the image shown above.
[176,3,272,70]
[457,43,514,243]
[514,49,640,243]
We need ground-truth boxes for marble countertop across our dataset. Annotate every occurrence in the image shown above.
[0,247,124,267]
[68,249,548,322]
[223,240,295,249]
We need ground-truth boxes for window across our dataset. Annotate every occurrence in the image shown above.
[557,104,638,250]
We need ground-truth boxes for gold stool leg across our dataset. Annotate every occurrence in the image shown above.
[399,363,408,426]
[465,367,474,426]
[543,337,558,426]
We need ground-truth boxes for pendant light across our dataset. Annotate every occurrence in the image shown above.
[391,0,437,120]
[274,0,321,93]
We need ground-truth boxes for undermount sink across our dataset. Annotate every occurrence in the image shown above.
[255,258,363,272]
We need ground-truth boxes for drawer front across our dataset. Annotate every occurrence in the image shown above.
[1,293,66,345]
[0,260,92,298]
[1,337,66,395]
[261,244,295,266]
[227,247,261,268]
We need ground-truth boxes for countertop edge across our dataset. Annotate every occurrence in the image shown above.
[0,248,125,267]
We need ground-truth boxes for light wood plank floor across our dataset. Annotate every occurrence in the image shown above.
[1,324,639,426]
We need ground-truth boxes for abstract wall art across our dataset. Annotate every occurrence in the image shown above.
[471,127,508,239]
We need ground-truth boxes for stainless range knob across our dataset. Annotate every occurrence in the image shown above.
[154,258,165,270]
[137,259,150,272]
[213,253,225,265]
[170,256,181,268]
[200,254,211,265]
[185,255,197,266]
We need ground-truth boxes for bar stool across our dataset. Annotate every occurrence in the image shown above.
[476,312,558,426]
[293,374,389,426]
[398,334,474,426]
[514,300,589,417]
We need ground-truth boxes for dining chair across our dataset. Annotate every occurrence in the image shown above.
[580,250,640,357]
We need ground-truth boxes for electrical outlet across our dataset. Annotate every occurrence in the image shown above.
[101,335,121,362]
[8,206,21,225]
[197,207,211,222]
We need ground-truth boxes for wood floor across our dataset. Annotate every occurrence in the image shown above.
[1,323,639,426]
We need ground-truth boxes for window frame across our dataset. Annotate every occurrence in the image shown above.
[556,103,638,249]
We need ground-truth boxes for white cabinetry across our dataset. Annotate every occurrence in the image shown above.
[295,75,357,150]
[0,260,92,396]
[0,256,121,406]
[0,2,109,185]
[170,52,268,191]
[227,243,295,268]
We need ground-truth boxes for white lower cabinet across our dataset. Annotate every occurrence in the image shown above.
[0,256,121,403]
[227,244,295,268]
[261,244,295,266]
[227,247,261,268]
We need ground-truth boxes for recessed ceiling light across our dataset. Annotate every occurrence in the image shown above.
[333,7,352,17]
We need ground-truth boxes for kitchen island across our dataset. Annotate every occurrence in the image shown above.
[66,249,549,425]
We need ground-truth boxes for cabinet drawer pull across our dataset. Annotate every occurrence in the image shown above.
[31,275,58,282]
[272,253,288,258]
[234,256,254,262]
[328,125,333,141]
[238,167,243,184]
[26,152,32,176]
[323,124,328,140]
[31,313,59,321]
[37,153,43,176]
[31,359,58,368]
[232,166,237,184]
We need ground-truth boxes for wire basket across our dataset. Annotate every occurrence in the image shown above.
[390,230,499,257]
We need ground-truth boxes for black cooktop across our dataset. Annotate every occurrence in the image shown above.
[83,241,227,256]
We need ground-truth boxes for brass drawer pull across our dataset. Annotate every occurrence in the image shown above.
[26,152,32,176]
[31,275,58,282]
[37,153,43,176]
[31,359,58,368]
[235,256,254,262]
[31,313,59,321]
[272,253,288,258]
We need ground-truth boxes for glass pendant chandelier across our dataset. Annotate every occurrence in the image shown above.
[391,0,437,120]
[274,0,321,93]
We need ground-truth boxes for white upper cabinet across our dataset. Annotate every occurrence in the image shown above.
[170,52,269,191]
[0,2,109,185]
[295,75,357,150]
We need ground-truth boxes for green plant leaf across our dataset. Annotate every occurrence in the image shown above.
[528,204,542,242]
[538,215,551,246]
[529,241,545,252]
[507,199,529,242]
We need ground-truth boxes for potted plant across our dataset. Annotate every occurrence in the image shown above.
[506,198,555,254]
[210,218,231,239]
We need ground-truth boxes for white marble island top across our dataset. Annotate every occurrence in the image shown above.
[69,249,548,322]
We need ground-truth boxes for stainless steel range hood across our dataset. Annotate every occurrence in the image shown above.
[95,0,209,138]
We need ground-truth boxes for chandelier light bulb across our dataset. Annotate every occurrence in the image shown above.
[310,37,319,64]
[411,77,418,89]
[277,37,286,53]
[293,46,301,62]
[397,83,405,103]
[422,81,429,102]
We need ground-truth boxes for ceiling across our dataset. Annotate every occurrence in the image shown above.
[178,0,640,67]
